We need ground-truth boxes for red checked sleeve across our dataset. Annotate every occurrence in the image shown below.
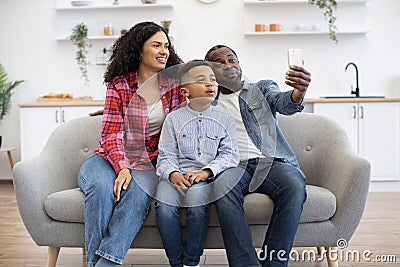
[95,77,132,174]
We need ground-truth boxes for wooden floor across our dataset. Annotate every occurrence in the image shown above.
[0,181,399,267]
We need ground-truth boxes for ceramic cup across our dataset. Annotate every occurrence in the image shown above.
[255,24,266,32]
[296,24,306,31]
[312,24,321,31]
[270,23,282,32]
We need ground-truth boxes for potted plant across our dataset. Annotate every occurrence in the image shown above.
[161,20,172,34]
[0,64,24,148]
[70,22,92,85]
[308,0,338,44]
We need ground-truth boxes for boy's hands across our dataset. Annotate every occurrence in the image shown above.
[169,171,192,187]
[184,169,213,184]
[114,168,131,202]
[169,169,213,186]
[169,169,213,196]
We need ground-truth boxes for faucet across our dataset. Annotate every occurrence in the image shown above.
[345,62,360,97]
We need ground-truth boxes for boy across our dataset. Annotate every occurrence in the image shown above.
[155,60,240,267]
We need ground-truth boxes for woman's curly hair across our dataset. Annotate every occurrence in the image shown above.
[104,21,183,83]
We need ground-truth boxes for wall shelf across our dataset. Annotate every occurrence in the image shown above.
[55,3,173,10]
[56,35,119,41]
[55,0,174,42]
[244,30,369,36]
[243,0,368,4]
[243,0,369,39]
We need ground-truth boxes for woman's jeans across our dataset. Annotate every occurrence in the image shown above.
[214,158,307,267]
[155,179,210,267]
[78,154,158,266]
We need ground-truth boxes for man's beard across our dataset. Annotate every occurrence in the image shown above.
[217,68,242,94]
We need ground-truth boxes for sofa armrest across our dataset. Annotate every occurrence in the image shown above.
[279,113,371,241]
[314,142,371,241]
[13,156,58,245]
[13,115,102,246]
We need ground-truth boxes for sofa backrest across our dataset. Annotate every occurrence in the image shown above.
[41,115,103,189]
[278,113,352,185]
[42,112,351,188]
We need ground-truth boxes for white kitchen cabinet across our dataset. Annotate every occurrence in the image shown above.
[314,101,400,184]
[19,105,103,160]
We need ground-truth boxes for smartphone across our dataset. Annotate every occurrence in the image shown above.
[287,49,303,67]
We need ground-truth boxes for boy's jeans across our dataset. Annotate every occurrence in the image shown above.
[214,158,307,267]
[155,180,209,267]
[78,154,158,266]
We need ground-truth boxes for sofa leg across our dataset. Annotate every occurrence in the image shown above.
[325,247,339,267]
[47,246,60,267]
[82,247,86,255]
[316,246,323,254]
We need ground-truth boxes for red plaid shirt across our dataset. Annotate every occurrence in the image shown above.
[95,71,185,174]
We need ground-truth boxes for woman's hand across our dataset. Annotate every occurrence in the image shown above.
[89,109,104,116]
[113,168,132,202]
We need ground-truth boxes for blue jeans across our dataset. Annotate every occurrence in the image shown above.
[155,179,210,267]
[78,154,158,266]
[214,158,306,267]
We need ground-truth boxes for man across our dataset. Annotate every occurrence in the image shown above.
[204,45,311,267]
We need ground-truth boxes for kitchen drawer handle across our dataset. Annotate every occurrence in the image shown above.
[62,110,65,123]
[55,110,59,123]
[360,106,364,119]
[352,106,357,119]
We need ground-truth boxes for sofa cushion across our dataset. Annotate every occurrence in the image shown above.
[45,185,336,225]
[45,188,85,223]
[242,185,336,224]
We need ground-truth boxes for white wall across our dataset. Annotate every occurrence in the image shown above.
[0,0,399,179]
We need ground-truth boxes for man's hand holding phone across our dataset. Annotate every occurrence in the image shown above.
[286,49,311,102]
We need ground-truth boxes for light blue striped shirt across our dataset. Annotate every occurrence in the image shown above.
[156,104,240,180]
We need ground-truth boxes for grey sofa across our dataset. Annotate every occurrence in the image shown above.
[13,113,371,267]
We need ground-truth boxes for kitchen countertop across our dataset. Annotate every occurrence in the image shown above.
[19,100,105,107]
[18,97,400,107]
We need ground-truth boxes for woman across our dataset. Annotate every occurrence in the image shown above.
[78,21,185,267]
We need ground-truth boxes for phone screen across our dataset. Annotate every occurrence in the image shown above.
[288,49,303,67]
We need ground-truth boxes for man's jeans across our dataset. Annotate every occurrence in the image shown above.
[78,154,158,266]
[214,158,306,267]
[155,179,209,267]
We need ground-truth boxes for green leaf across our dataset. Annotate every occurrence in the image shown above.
[308,0,338,44]
[0,64,24,122]
[70,23,91,85]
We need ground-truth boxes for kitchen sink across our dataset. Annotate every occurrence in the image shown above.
[321,96,385,99]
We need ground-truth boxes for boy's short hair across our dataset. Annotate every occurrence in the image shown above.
[178,60,213,84]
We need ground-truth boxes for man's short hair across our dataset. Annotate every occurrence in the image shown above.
[204,45,238,61]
